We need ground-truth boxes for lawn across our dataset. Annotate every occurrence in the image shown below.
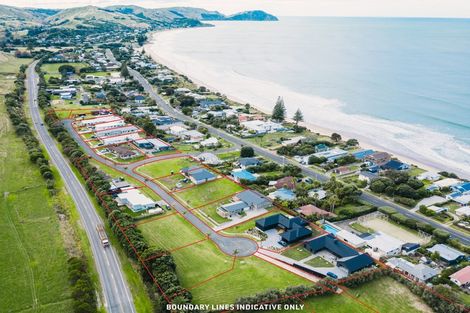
[41,62,89,78]
[175,178,244,208]
[138,214,206,251]
[305,256,333,267]
[350,222,374,234]
[136,157,199,179]
[304,277,432,313]
[216,151,239,161]
[0,54,73,312]
[281,246,312,261]
[172,240,311,304]
[196,199,232,225]
[157,173,192,191]
[246,131,315,149]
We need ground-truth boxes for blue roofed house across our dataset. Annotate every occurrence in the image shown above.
[255,213,312,244]
[183,168,217,185]
[231,169,257,182]
[304,234,374,275]
[314,143,329,153]
[451,182,470,196]
[381,159,409,171]
[237,157,261,169]
[352,149,375,160]
[134,95,145,104]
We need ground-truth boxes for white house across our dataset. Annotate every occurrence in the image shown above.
[80,115,120,126]
[93,120,127,132]
[456,206,470,217]
[417,171,441,181]
[168,125,188,137]
[95,125,138,138]
[241,120,284,134]
[116,189,156,212]
[365,232,404,257]
[200,137,218,147]
[101,133,141,146]
[183,130,204,143]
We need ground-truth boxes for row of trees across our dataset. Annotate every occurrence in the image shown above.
[68,257,97,313]
[272,97,304,130]
[5,65,55,190]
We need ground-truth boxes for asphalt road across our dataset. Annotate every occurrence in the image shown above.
[62,119,258,257]
[130,68,470,246]
[27,62,137,313]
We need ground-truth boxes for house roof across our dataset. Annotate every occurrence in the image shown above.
[337,254,374,273]
[281,227,313,243]
[304,234,358,258]
[453,182,470,193]
[387,258,439,281]
[231,170,257,182]
[236,190,270,207]
[188,169,216,181]
[298,204,336,217]
[450,266,470,285]
[275,176,296,190]
[381,159,406,170]
[220,201,248,213]
[427,244,465,262]
[238,157,260,167]
[270,188,296,201]
[255,213,307,231]
[402,243,420,252]
[352,149,375,160]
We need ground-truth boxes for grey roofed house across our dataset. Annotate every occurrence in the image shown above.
[235,190,271,209]
[238,157,261,168]
[427,244,466,264]
[387,257,439,282]
[188,168,217,184]
[219,201,248,215]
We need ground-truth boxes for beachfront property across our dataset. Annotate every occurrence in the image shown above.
[116,189,157,212]
[450,266,470,288]
[381,159,410,171]
[351,149,375,160]
[446,182,470,204]
[387,257,440,282]
[365,151,392,166]
[240,120,284,135]
[256,213,312,245]
[281,136,305,146]
[313,148,348,163]
[416,171,441,181]
[427,244,466,265]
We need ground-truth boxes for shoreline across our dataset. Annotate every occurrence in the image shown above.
[144,29,470,178]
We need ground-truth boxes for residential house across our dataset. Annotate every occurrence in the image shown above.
[256,213,312,244]
[93,120,126,132]
[95,125,138,138]
[351,149,375,160]
[297,204,337,218]
[199,137,218,147]
[365,152,391,166]
[313,148,348,162]
[308,188,327,200]
[402,243,420,255]
[427,244,466,265]
[417,171,441,181]
[241,120,284,134]
[274,176,296,190]
[183,130,205,143]
[101,133,141,146]
[387,258,439,282]
[336,230,366,248]
[80,115,122,127]
[134,95,145,104]
[269,188,296,201]
[381,160,409,171]
[185,168,217,185]
[197,152,222,165]
[365,232,404,257]
[237,157,261,169]
[116,189,156,212]
[282,136,305,146]
[231,169,257,182]
[107,145,138,160]
[456,206,470,217]
[450,266,470,287]
[358,171,379,184]
[174,87,191,95]
[217,201,249,219]
[314,143,329,153]
[233,190,271,210]
[304,234,374,274]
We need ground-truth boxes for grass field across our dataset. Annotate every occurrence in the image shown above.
[0,54,73,312]
[304,277,432,313]
[281,246,312,261]
[196,198,232,224]
[175,178,244,208]
[41,62,88,78]
[305,256,333,267]
[136,157,199,178]
[157,173,192,191]
[172,240,311,304]
[138,214,206,251]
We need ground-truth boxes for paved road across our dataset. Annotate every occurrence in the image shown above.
[27,62,137,313]
[130,68,470,246]
[62,120,258,257]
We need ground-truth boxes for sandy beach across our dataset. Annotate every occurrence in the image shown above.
[144,29,470,179]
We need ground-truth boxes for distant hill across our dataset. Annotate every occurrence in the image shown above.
[0,4,278,31]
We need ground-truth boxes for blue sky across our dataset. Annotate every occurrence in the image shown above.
[5,0,470,18]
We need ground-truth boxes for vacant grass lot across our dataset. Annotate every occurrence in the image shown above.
[175,178,244,208]
[171,240,310,305]
[42,62,89,78]
[136,157,199,178]
[305,256,333,267]
[138,213,206,251]
[0,54,73,312]
[305,277,432,313]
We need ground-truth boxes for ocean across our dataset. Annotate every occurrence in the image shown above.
[145,17,470,177]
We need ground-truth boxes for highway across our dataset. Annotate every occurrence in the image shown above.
[130,68,470,246]
[27,61,137,313]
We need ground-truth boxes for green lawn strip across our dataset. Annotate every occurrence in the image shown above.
[350,222,374,234]
[305,256,333,268]
[157,173,191,190]
[189,252,311,305]
[281,246,312,261]
[136,157,199,178]
[335,203,373,215]
[41,62,89,76]
[216,151,239,160]
[306,277,431,313]
[246,131,314,149]
[138,214,206,251]
[175,178,244,208]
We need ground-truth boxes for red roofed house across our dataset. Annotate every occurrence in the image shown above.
[274,176,296,190]
[450,266,470,288]
[298,204,337,218]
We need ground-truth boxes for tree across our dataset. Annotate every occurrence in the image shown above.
[272,96,286,122]
[240,146,255,158]
[346,138,359,146]
[293,108,303,131]
[58,64,75,77]
[331,132,342,142]
[120,62,130,78]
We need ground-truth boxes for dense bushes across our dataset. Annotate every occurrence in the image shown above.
[4,65,55,189]
[68,257,97,313]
